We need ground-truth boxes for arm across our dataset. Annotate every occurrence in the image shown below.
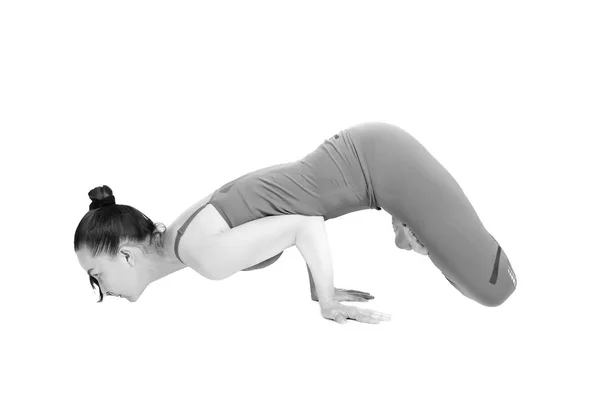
[242,251,284,272]
[298,220,391,324]
[296,217,336,308]
[307,264,318,301]
[187,214,321,280]
[193,213,388,323]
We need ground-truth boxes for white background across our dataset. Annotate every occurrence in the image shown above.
[1,1,599,411]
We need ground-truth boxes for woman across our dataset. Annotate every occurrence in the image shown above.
[74,122,516,324]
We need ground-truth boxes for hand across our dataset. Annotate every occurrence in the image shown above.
[320,299,391,324]
[311,287,374,302]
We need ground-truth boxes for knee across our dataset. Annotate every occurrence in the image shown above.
[478,296,507,307]
[478,264,518,307]
[446,275,516,307]
[476,285,517,307]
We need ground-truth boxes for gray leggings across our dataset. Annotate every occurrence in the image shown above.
[348,122,517,307]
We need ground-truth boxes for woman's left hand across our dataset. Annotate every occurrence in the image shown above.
[321,299,391,324]
[312,287,374,302]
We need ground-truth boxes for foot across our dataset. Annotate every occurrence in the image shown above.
[392,217,429,255]
[392,219,410,249]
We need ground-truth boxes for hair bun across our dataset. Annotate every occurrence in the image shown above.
[88,185,116,210]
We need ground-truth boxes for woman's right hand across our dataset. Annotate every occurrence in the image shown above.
[320,299,391,324]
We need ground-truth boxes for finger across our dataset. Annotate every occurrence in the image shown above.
[340,294,364,302]
[360,308,392,321]
[355,297,373,302]
[345,294,373,302]
[344,306,391,323]
[340,291,372,301]
[346,294,374,302]
[351,293,374,300]
[346,289,374,298]
[369,309,392,319]
[346,289,371,295]
[348,310,381,324]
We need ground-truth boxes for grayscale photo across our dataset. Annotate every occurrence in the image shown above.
[2,1,598,411]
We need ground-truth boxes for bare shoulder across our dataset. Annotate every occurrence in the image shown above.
[175,192,230,237]
[188,203,231,237]
[175,193,231,272]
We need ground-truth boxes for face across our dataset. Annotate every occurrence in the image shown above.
[77,247,148,302]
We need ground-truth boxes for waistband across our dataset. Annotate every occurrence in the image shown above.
[338,128,381,210]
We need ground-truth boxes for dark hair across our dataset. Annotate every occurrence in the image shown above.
[74,185,166,302]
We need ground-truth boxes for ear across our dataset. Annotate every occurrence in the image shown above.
[119,248,136,267]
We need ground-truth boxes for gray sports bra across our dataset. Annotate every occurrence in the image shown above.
[174,194,217,265]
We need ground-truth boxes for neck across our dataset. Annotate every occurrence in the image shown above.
[144,224,187,285]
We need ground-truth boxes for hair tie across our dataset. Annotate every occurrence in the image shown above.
[154,222,166,234]
[90,195,116,210]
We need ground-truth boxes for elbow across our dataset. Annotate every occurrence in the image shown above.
[204,261,233,280]
[203,262,229,280]
[209,270,233,281]
[206,271,227,281]
[188,254,227,281]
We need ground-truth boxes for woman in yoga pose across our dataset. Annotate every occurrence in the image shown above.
[74,122,516,324]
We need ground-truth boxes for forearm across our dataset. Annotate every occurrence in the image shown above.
[295,219,335,307]
[307,264,318,301]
